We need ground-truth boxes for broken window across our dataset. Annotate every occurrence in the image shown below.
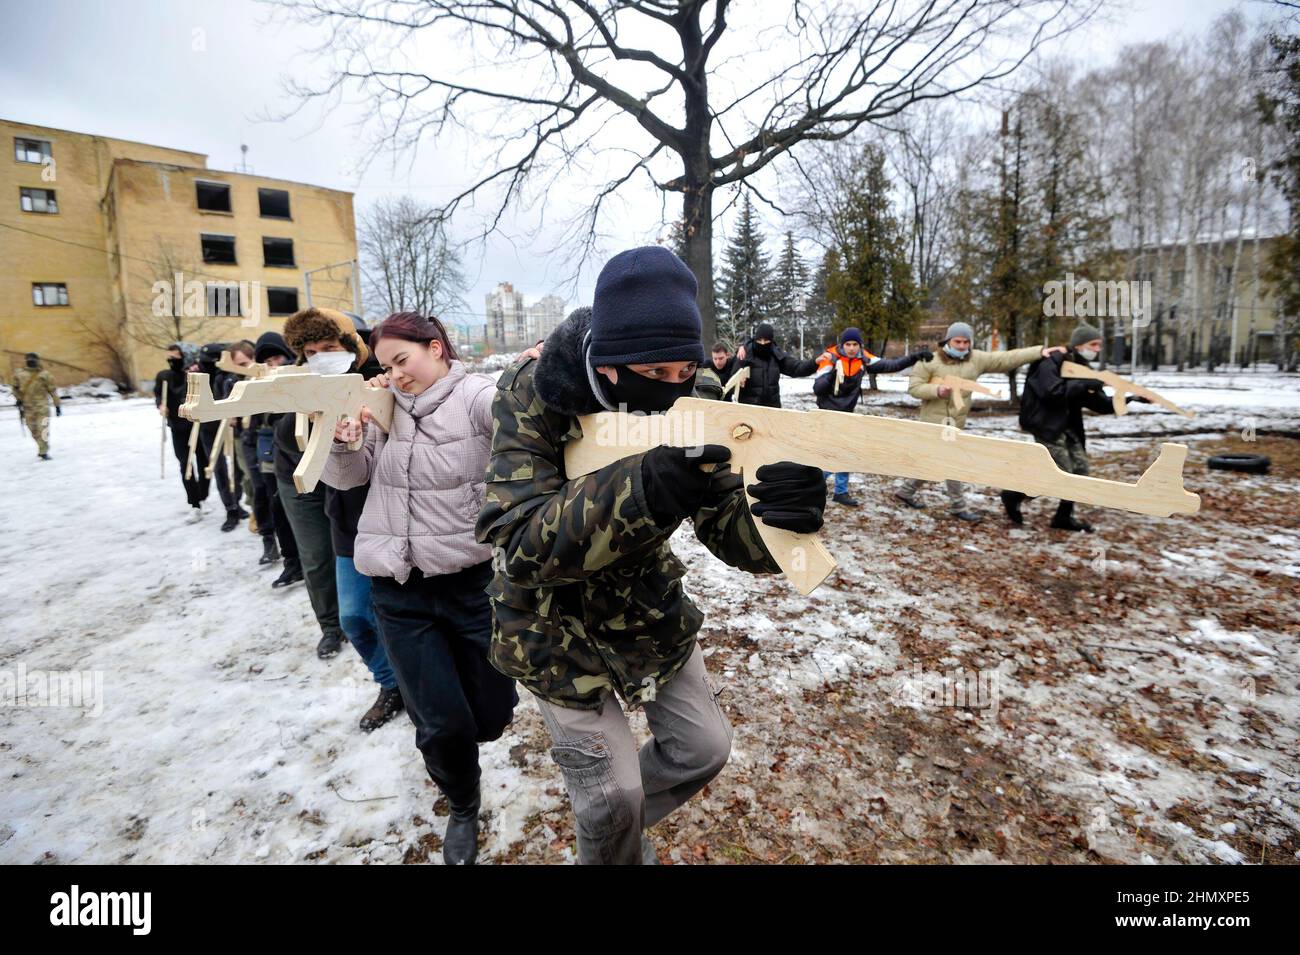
[32,283,69,306]
[262,237,295,268]
[14,137,51,164]
[201,233,237,265]
[195,180,232,213]
[258,188,290,219]
[266,287,299,315]
[20,187,58,214]
[207,282,243,318]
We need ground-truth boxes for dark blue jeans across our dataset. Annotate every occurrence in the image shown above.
[370,560,518,806]
[335,556,396,690]
[822,470,850,495]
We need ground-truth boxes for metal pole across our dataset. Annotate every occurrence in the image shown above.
[352,259,360,315]
[305,271,313,307]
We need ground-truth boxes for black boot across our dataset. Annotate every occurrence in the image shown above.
[359,686,404,732]
[1049,500,1093,532]
[1000,490,1026,525]
[39,452,51,460]
[316,631,345,659]
[220,509,241,532]
[832,492,861,507]
[259,535,281,565]
[443,785,481,865]
[271,557,303,588]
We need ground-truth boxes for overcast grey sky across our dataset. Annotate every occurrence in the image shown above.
[0,0,1259,323]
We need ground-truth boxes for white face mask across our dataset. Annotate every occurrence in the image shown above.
[306,351,355,376]
[1076,347,1098,361]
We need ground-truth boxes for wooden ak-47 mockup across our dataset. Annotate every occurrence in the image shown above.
[1060,363,1194,418]
[564,397,1200,595]
[721,365,750,402]
[179,372,395,493]
[931,375,1003,412]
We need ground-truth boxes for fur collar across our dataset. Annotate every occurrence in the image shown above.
[533,307,608,417]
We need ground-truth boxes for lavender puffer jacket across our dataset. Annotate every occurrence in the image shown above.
[323,360,495,582]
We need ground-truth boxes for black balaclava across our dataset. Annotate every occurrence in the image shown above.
[25,352,39,368]
[753,323,776,359]
[602,365,697,413]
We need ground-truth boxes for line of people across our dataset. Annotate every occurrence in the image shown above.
[149,247,1133,867]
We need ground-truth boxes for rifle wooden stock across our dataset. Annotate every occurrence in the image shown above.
[565,398,1199,596]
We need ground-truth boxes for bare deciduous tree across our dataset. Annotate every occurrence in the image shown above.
[358,195,469,321]
[270,0,1099,341]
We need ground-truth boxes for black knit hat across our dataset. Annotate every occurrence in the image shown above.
[588,246,705,366]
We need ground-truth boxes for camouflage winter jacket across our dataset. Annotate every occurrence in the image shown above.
[475,311,780,710]
[12,366,60,411]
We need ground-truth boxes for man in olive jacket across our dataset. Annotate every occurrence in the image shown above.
[476,247,827,865]
[895,321,1063,521]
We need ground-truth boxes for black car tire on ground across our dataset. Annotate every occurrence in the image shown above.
[1206,453,1271,474]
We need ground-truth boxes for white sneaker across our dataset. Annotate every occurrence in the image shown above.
[186,507,203,524]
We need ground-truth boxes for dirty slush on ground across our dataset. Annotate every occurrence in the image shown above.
[442,406,1297,866]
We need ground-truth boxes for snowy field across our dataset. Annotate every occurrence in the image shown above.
[1,367,1297,864]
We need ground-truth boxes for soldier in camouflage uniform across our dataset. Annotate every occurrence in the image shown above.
[476,247,827,864]
[12,353,62,459]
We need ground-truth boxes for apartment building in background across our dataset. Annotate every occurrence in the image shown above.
[1,119,358,389]
[485,282,567,350]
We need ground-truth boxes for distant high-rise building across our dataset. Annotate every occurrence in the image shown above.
[486,283,565,350]
[485,281,526,348]
[527,294,567,342]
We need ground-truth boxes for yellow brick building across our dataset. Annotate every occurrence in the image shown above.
[1,119,358,389]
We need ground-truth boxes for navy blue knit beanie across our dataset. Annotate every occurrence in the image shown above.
[840,327,864,347]
[588,246,705,366]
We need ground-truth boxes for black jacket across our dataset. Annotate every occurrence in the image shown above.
[736,340,817,408]
[154,368,183,421]
[1019,352,1115,444]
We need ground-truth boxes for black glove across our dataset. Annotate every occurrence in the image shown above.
[913,349,934,362]
[746,462,826,533]
[641,444,732,525]
[55,406,62,416]
[1129,395,1151,404]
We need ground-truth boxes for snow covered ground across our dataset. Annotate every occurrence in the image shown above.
[0,369,1296,864]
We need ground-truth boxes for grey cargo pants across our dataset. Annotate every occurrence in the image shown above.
[534,643,732,865]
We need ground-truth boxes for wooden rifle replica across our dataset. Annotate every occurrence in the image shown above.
[1060,363,1194,418]
[217,348,320,452]
[179,367,395,494]
[565,397,1200,595]
[931,375,1003,413]
[721,365,749,402]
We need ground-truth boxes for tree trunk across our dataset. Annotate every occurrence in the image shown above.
[682,179,716,344]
